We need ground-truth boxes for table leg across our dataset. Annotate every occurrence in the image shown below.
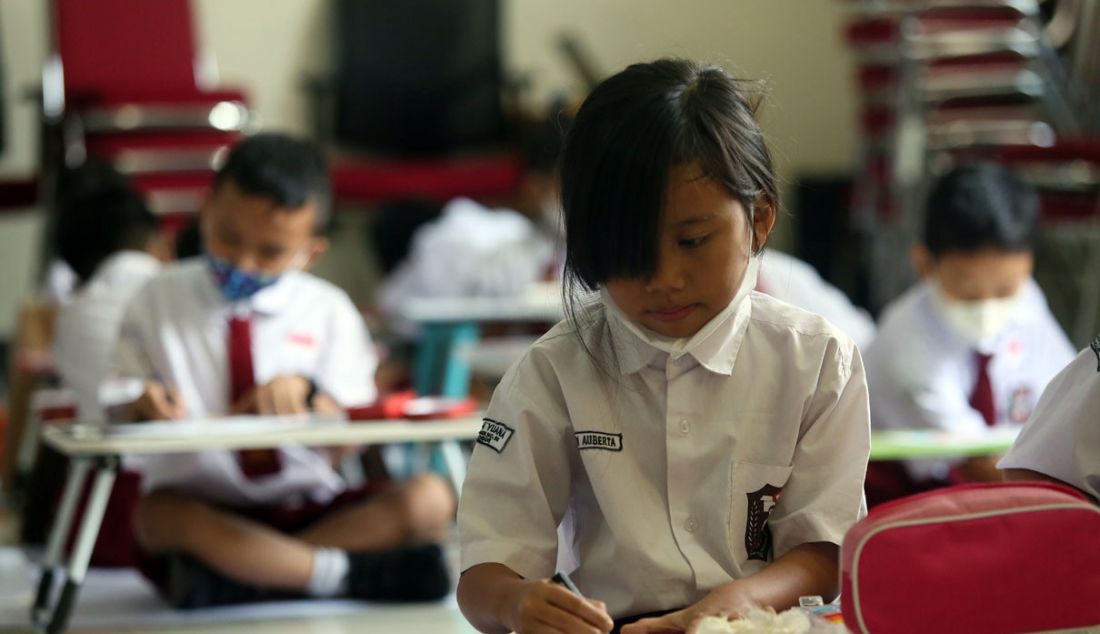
[438,440,468,494]
[31,457,91,626]
[45,455,117,634]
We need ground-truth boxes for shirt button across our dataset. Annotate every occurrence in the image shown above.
[679,418,690,435]
[685,517,698,533]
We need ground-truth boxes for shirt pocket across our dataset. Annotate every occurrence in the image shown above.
[728,460,793,563]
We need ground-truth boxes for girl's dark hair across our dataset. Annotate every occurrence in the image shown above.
[560,58,777,297]
[54,161,159,283]
[923,161,1040,257]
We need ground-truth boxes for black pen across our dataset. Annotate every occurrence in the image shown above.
[552,571,582,596]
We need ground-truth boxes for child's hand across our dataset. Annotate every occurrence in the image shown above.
[131,382,186,421]
[507,579,613,634]
[622,583,755,634]
[232,374,311,415]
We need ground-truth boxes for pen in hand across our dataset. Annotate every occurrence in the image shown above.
[552,572,582,596]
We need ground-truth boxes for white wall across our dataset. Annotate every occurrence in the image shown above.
[506,1,858,177]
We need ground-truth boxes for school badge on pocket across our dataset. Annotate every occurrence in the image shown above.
[745,484,783,561]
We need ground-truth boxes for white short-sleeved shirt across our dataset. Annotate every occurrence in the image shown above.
[378,198,556,320]
[53,251,161,422]
[458,292,870,619]
[758,250,876,350]
[864,279,1074,480]
[999,343,1100,500]
[115,258,378,507]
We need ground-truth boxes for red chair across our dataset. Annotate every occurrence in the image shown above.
[42,0,250,221]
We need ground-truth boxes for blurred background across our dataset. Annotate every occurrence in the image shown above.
[0,0,1095,422]
[0,1,1097,630]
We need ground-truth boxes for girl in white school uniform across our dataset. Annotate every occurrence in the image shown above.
[456,59,871,634]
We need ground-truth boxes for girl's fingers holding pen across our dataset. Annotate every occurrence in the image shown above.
[513,581,611,634]
[545,585,613,632]
[531,601,606,634]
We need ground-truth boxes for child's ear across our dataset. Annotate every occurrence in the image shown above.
[751,198,777,253]
[303,237,329,270]
[911,245,934,279]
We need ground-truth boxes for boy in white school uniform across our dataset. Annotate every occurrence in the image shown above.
[1000,338,1100,502]
[53,163,169,422]
[114,134,454,608]
[863,162,1074,505]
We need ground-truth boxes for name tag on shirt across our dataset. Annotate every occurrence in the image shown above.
[575,431,623,452]
[478,418,515,453]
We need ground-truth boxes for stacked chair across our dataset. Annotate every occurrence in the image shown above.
[40,0,251,231]
[313,0,523,209]
[839,0,1099,321]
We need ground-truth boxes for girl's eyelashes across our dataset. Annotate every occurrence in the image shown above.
[678,234,710,248]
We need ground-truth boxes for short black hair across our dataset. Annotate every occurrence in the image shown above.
[923,162,1040,257]
[560,58,777,291]
[54,162,159,283]
[214,133,330,230]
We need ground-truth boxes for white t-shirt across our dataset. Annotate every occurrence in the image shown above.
[378,197,557,320]
[115,258,378,507]
[458,292,870,619]
[758,250,875,350]
[864,278,1075,480]
[999,343,1100,500]
[53,251,161,422]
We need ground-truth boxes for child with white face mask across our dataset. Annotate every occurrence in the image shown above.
[863,161,1075,506]
[456,59,871,634]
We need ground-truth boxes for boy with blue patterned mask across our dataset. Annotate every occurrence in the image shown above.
[114,134,455,608]
[201,135,329,303]
[124,133,335,422]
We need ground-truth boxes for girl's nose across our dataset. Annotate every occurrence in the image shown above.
[644,253,685,293]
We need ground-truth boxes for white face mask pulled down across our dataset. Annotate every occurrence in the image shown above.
[603,247,761,360]
[931,283,1022,351]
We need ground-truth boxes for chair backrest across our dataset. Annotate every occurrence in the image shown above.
[333,0,505,156]
[54,0,201,104]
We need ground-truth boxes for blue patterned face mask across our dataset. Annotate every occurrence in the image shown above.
[206,255,280,302]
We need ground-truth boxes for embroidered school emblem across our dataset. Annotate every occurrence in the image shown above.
[745,484,783,561]
[1091,335,1100,372]
[574,431,623,452]
[1007,386,1034,424]
[477,418,514,453]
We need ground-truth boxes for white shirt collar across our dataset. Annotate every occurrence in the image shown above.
[602,289,753,377]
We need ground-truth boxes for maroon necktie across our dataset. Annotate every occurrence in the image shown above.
[968,351,997,427]
[228,315,282,479]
